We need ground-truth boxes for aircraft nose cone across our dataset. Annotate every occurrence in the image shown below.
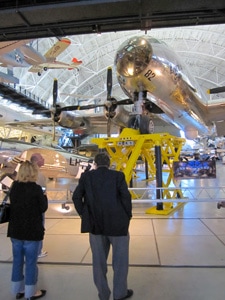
[114,36,152,77]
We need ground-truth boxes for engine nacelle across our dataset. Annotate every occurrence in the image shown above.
[104,105,131,128]
[58,111,88,129]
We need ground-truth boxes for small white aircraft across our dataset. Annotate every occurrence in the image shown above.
[0,37,82,80]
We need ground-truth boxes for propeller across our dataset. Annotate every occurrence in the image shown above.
[104,67,133,136]
[207,86,225,94]
[32,69,133,136]
[32,78,58,141]
[107,66,112,100]
[52,78,58,141]
[106,67,114,137]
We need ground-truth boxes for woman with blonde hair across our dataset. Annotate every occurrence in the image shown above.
[7,161,48,300]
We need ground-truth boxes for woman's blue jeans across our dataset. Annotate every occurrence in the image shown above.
[11,238,40,298]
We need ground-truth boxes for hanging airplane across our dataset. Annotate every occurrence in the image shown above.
[6,35,225,140]
[0,37,82,80]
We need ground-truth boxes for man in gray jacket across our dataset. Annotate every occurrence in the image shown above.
[72,152,133,300]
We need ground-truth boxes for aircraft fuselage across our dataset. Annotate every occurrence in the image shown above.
[114,36,217,139]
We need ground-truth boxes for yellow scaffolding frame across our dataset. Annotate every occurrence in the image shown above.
[91,128,186,215]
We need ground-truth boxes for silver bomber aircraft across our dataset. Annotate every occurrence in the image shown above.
[114,35,225,139]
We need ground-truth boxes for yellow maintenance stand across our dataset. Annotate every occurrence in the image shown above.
[91,128,186,215]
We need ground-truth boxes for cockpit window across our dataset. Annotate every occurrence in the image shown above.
[115,36,153,77]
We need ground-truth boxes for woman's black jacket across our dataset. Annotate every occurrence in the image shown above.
[7,181,48,241]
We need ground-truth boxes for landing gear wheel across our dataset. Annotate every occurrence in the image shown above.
[139,115,154,134]
[128,115,140,130]
[217,202,222,209]
[128,115,154,134]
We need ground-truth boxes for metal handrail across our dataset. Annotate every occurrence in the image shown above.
[45,186,225,204]
[130,186,225,203]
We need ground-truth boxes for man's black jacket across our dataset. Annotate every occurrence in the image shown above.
[72,167,132,236]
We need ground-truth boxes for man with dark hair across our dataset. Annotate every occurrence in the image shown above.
[72,152,133,300]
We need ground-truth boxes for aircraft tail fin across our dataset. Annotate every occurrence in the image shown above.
[67,58,82,70]
[72,57,82,64]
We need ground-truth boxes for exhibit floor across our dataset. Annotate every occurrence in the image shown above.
[1,161,225,299]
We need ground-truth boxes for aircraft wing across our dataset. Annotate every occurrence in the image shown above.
[73,113,181,136]
[6,111,181,137]
[44,38,71,58]
[0,39,31,55]
[5,114,120,135]
[6,118,53,128]
[5,119,61,137]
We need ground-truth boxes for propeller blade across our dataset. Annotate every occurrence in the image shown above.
[116,99,133,106]
[53,78,58,107]
[59,103,105,112]
[107,118,111,137]
[52,79,58,142]
[107,67,112,100]
[32,79,58,116]
[32,109,51,115]
[53,120,56,141]
[207,86,225,94]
